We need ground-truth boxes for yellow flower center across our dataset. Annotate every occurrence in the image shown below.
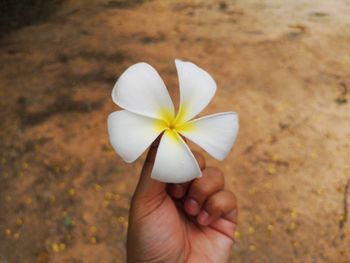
[154,106,195,139]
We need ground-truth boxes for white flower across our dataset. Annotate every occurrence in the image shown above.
[107,59,239,183]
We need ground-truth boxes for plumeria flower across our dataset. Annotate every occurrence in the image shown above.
[107,59,239,183]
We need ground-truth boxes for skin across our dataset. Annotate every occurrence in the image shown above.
[127,140,238,263]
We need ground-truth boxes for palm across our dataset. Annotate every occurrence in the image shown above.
[130,194,233,263]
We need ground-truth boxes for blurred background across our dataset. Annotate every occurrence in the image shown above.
[1,0,350,262]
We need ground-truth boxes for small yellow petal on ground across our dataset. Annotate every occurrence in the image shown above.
[89,226,97,233]
[51,243,60,252]
[290,209,298,219]
[248,226,255,234]
[5,228,11,236]
[63,165,71,172]
[114,194,121,201]
[337,186,343,193]
[249,244,257,252]
[16,218,24,226]
[117,216,126,223]
[58,243,66,251]
[68,188,76,196]
[123,221,128,229]
[292,241,300,248]
[51,242,66,252]
[90,236,97,244]
[267,224,274,232]
[272,154,281,161]
[105,192,113,200]
[234,231,241,239]
[249,187,258,195]
[267,165,277,175]
[94,184,102,191]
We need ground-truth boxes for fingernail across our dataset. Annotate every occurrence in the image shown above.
[171,184,184,198]
[185,198,200,215]
[197,210,209,226]
[225,209,237,221]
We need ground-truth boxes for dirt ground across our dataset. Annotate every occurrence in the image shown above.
[1,0,350,262]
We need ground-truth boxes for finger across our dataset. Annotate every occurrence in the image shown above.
[133,136,166,201]
[223,209,238,223]
[167,182,190,199]
[192,151,206,170]
[168,151,206,199]
[207,217,236,240]
[184,167,224,216]
[197,190,237,226]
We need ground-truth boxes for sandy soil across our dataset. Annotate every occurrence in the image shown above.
[1,0,350,262]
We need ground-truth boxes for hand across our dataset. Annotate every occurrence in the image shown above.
[127,140,238,263]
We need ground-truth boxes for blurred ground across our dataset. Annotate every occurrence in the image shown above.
[1,0,350,262]
[0,0,63,38]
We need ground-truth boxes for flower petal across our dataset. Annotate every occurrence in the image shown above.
[112,63,175,122]
[107,110,166,163]
[177,112,239,160]
[175,59,217,123]
[151,130,201,183]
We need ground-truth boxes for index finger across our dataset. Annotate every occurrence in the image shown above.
[167,150,206,199]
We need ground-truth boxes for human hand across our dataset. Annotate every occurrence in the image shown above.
[127,140,238,263]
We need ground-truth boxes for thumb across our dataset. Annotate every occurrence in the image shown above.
[133,136,166,201]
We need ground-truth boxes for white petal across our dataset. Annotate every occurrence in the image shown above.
[175,59,217,123]
[107,110,166,163]
[177,112,239,160]
[151,130,201,183]
[112,63,175,122]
